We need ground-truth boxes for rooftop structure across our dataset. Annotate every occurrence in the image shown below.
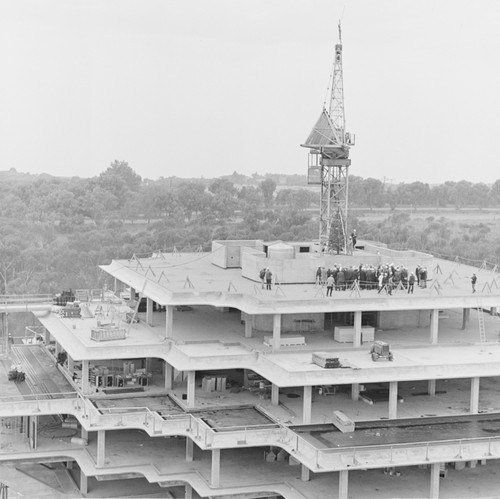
[1,239,500,498]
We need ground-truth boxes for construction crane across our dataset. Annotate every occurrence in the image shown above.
[301,23,355,254]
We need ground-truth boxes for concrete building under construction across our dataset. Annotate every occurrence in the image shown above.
[1,238,500,498]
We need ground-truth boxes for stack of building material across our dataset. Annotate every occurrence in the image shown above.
[312,352,341,369]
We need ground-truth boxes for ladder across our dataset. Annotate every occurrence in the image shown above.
[477,302,486,343]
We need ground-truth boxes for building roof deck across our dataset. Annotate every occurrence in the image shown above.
[101,248,500,314]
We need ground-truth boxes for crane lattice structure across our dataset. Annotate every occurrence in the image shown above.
[301,24,354,253]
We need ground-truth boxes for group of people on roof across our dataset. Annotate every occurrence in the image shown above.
[316,263,428,295]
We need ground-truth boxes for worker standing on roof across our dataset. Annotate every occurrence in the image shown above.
[265,268,273,290]
[471,273,477,293]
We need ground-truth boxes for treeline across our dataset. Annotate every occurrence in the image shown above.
[1,161,500,294]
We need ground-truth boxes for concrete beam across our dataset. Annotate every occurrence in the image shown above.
[430,309,439,344]
[272,314,281,353]
[211,448,221,488]
[166,305,174,339]
[353,311,362,348]
[97,430,106,467]
[303,386,312,424]
[338,469,348,499]
[430,462,440,499]
[470,377,480,414]
[389,381,398,419]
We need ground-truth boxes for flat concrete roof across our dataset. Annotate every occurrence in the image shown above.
[100,248,500,314]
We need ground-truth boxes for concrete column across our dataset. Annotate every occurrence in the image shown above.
[244,319,253,338]
[272,314,281,353]
[428,379,436,396]
[186,437,194,462]
[55,341,61,356]
[81,360,90,395]
[271,384,279,406]
[462,308,470,330]
[301,464,310,481]
[430,309,439,344]
[80,469,88,494]
[185,484,193,499]
[187,371,196,408]
[146,297,154,325]
[211,448,221,488]
[303,386,312,424]
[29,416,38,449]
[351,383,360,401]
[389,381,398,419]
[97,430,106,467]
[491,307,497,316]
[165,362,174,390]
[81,427,88,441]
[130,287,136,301]
[430,462,440,499]
[338,469,349,499]
[165,305,174,339]
[353,311,362,347]
[66,460,74,470]
[67,355,74,374]
[470,377,480,414]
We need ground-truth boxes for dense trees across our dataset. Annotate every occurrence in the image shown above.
[2,163,500,294]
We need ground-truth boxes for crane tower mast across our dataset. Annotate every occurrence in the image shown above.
[301,25,354,253]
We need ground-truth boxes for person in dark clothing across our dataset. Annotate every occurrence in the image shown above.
[408,273,415,294]
[471,273,477,293]
[265,268,273,290]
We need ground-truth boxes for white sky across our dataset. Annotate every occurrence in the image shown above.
[1,0,499,184]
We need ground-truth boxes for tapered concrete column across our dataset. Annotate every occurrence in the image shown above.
[301,464,310,481]
[130,287,135,300]
[351,383,360,401]
[186,437,194,462]
[430,309,439,344]
[146,297,154,325]
[491,307,497,316]
[29,416,38,449]
[66,460,74,470]
[353,311,362,347]
[389,381,398,419]
[272,314,281,353]
[244,319,253,338]
[470,377,480,414]
[211,448,221,488]
[303,386,312,424]
[462,308,470,330]
[186,371,196,408]
[81,360,90,395]
[55,341,61,356]
[97,430,106,467]
[185,484,193,499]
[271,384,279,406]
[80,469,88,494]
[428,379,436,396]
[430,462,440,499]
[165,363,174,390]
[338,469,349,499]
[165,305,174,339]
[81,427,88,441]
